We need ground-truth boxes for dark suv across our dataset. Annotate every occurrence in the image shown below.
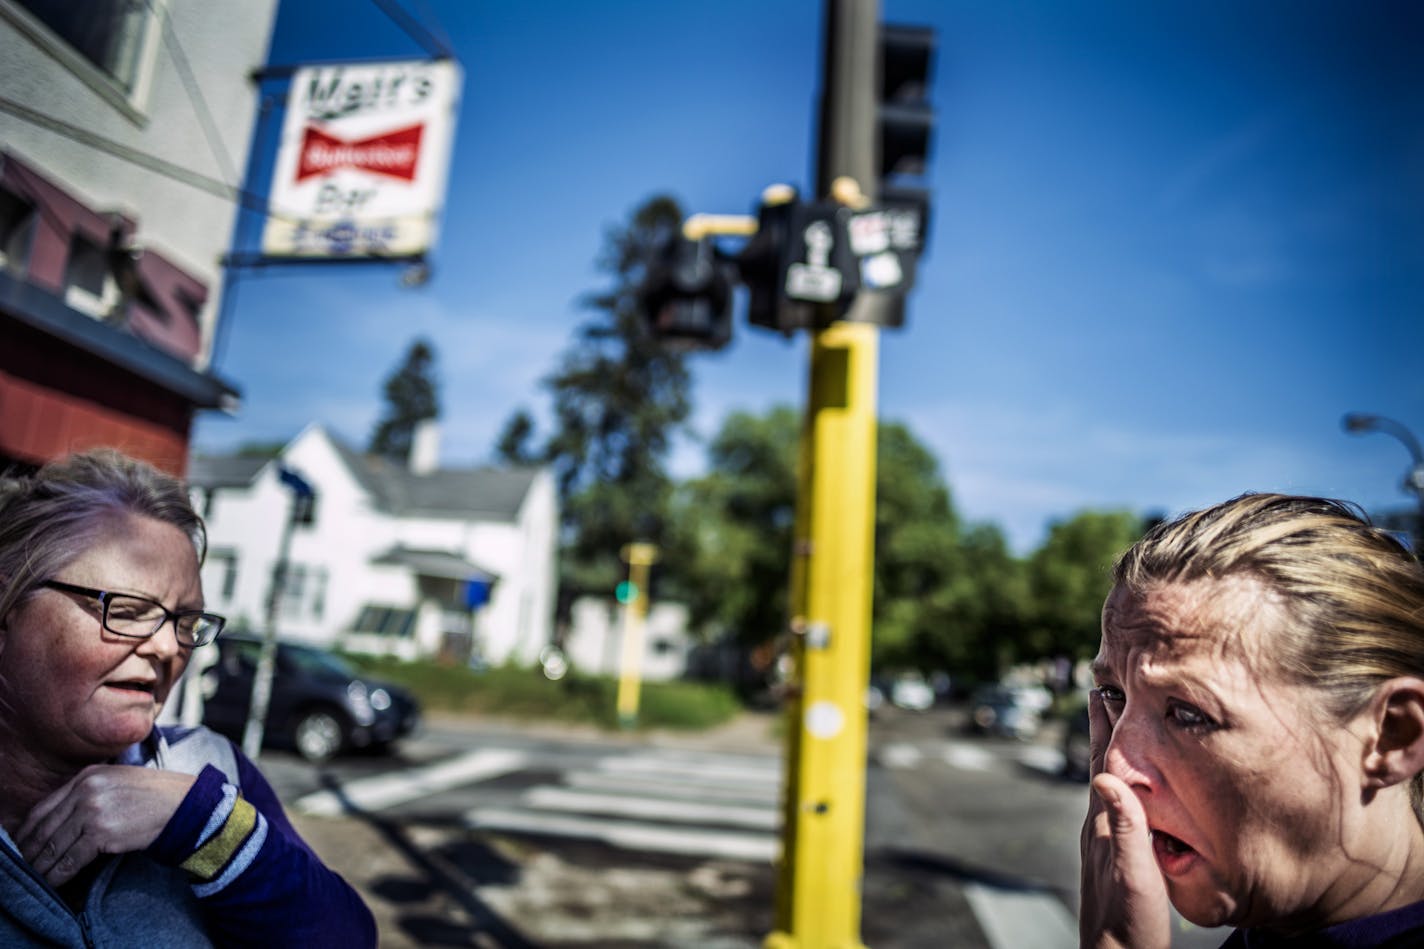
[201,634,421,761]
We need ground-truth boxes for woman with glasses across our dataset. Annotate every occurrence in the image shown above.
[0,450,374,947]
[1081,494,1424,949]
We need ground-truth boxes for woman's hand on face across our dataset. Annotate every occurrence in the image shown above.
[1079,688,1172,949]
[16,765,195,887]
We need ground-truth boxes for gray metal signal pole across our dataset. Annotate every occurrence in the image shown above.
[242,466,314,759]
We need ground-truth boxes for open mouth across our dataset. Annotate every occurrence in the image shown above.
[105,679,157,695]
[1150,829,1199,875]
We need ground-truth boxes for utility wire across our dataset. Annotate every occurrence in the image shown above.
[408,0,456,60]
[0,93,239,203]
[371,0,455,60]
[148,0,242,190]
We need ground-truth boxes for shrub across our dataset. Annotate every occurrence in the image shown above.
[342,653,742,731]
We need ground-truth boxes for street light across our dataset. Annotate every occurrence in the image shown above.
[1342,412,1424,551]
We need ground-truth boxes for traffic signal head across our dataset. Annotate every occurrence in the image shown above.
[737,184,816,335]
[614,580,639,604]
[637,232,735,350]
[878,25,936,198]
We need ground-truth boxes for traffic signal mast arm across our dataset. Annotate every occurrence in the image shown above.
[682,213,758,241]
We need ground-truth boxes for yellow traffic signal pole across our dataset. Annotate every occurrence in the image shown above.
[616,541,659,727]
[767,1,887,946]
[767,322,880,949]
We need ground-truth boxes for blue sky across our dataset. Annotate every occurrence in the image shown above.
[194,0,1424,553]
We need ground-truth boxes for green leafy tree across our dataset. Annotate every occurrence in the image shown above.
[494,195,691,597]
[369,338,440,463]
[870,423,1026,680]
[674,406,1024,683]
[945,524,1030,679]
[234,440,287,459]
[1024,509,1144,659]
[674,406,801,644]
[870,421,963,666]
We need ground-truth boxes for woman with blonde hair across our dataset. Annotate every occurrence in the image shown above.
[1081,493,1424,948]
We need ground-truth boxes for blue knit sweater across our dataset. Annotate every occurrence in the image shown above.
[0,725,376,947]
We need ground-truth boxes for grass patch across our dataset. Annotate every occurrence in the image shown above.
[342,653,743,731]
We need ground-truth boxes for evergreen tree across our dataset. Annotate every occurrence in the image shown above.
[495,195,692,597]
[369,338,440,463]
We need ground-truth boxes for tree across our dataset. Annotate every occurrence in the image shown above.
[234,440,287,459]
[1024,509,1144,659]
[369,338,440,463]
[673,406,1025,683]
[674,406,801,644]
[495,195,692,597]
[869,422,1026,680]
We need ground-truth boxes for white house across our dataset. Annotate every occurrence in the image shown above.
[563,596,695,683]
[188,423,559,666]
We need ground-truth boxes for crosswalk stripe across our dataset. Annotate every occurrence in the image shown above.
[523,786,779,830]
[565,770,781,805]
[597,754,782,788]
[1017,745,1065,775]
[879,743,924,769]
[963,883,1076,949]
[942,743,996,772]
[295,748,527,816]
[467,807,778,861]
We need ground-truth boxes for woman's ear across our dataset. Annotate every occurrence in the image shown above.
[1362,677,1424,789]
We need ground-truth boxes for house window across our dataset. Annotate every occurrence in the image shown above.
[62,234,118,318]
[13,0,150,92]
[310,568,327,620]
[352,604,417,639]
[0,188,36,275]
[280,564,307,618]
[294,493,317,527]
[214,552,238,602]
[200,551,238,607]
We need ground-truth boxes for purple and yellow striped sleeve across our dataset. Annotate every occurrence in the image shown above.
[148,765,268,895]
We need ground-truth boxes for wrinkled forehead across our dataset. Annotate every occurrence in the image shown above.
[1099,575,1286,673]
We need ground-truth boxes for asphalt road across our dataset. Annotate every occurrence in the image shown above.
[254,705,1229,948]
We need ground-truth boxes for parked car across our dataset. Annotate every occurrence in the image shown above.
[967,684,1044,739]
[889,673,935,711]
[202,633,421,761]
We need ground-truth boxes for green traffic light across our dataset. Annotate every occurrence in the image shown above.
[615,580,639,604]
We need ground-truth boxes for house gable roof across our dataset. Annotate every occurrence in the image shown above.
[190,425,540,523]
[186,454,269,488]
[322,429,537,521]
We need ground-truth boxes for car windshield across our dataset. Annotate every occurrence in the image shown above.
[284,644,357,679]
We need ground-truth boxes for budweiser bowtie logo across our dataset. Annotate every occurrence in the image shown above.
[296,124,424,182]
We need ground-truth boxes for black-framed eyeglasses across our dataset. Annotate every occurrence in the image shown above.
[40,580,225,648]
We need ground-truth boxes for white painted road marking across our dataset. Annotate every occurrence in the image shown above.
[523,786,778,830]
[296,748,527,816]
[1017,745,1066,775]
[963,883,1076,949]
[467,807,779,862]
[879,742,925,769]
[942,743,996,772]
[565,769,781,805]
[596,752,782,788]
